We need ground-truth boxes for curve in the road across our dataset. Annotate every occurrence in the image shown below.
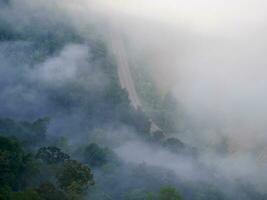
[110,29,163,135]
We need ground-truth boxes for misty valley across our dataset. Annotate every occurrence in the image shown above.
[0,1,267,200]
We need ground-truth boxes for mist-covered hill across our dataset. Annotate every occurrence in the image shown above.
[0,1,267,200]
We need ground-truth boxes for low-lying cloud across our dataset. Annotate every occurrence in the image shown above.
[1,0,267,198]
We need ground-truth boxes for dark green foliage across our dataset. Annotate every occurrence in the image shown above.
[0,136,22,153]
[0,136,25,189]
[83,143,111,167]
[36,146,70,165]
[57,160,94,195]
[11,189,43,200]
[0,137,40,199]
[0,135,96,200]
[158,187,182,200]
[0,23,21,41]
[33,30,81,57]
[36,182,68,200]
[15,154,40,190]
[0,185,12,200]
[0,118,49,147]
[123,187,182,200]
[24,118,49,139]
[84,143,119,170]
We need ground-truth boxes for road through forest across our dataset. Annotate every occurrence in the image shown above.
[109,29,162,134]
[108,27,267,163]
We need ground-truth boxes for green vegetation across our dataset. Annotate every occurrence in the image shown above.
[121,187,182,200]
[0,136,34,198]
[0,118,49,147]
[158,187,182,200]
[0,5,266,199]
[11,189,43,200]
[0,134,94,200]
[57,160,94,198]
[130,62,185,134]
[36,182,68,200]
[83,143,109,167]
[36,146,70,164]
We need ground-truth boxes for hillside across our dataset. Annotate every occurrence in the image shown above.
[0,1,266,200]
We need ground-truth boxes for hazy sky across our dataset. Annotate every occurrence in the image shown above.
[93,0,267,34]
[89,0,267,150]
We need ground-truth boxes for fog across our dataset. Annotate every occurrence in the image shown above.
[101,0,267,148]
[96,0,267,193]
[1,0,267,199]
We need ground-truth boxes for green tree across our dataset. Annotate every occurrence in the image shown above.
[0,136,40,199]
[158,187,182,200]
[36,146,70,164]
[0,185,12,200]
[57,160,94,196]
[36,182,68,200]
[0,118,49,147]
[0,136,25,188]
[11,189,43,200]
[83,143,109,167]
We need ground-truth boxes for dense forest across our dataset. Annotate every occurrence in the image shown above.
[0,1,267,200]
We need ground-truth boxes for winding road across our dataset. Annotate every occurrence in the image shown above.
[109,28,163,134]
